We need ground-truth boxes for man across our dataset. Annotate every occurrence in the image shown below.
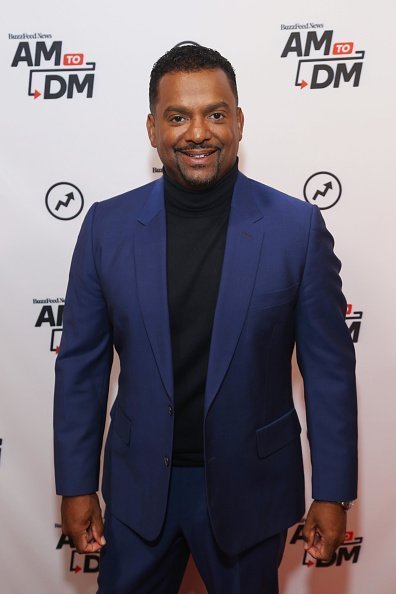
[54,43,357,593]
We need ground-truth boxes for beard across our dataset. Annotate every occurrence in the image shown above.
[173,150,222,189]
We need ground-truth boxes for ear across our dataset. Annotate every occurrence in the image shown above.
[236,107,244,141]
[146,113,157,148]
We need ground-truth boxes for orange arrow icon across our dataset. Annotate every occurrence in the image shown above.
[300,80,308,90]
[34,89,41,99]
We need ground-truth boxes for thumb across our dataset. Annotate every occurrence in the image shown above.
[91,509,106,546]
[302,514,316,551]
[303,527,316,550]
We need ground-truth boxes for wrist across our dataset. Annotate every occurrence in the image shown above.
[314,500,354,511]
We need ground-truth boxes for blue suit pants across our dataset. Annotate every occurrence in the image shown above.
[98,467,287,594]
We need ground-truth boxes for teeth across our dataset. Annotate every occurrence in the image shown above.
[186,153,210,158]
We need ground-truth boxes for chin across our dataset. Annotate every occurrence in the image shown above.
[180,167,220,189]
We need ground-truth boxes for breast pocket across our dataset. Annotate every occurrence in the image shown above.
[249,283,299,311]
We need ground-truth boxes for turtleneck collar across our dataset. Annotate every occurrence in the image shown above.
[164,159,239,218]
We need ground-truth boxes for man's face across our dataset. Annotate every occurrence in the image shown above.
[147,68,244,189]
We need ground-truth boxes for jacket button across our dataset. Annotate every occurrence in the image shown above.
[168,405,173,416]
[164,456,170,467]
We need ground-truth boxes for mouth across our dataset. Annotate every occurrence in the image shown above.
[176,147,219,163]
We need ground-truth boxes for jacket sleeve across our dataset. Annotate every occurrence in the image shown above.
[295,205,358,502]
[53,203,113,496]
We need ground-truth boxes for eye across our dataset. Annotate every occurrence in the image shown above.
[209,112,225,120]
[169,115,186,123]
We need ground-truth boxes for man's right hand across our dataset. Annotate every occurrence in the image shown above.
[61,493,106,554]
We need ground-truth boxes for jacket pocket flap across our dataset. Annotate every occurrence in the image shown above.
[256,408,301,459]
[114,405,132,445]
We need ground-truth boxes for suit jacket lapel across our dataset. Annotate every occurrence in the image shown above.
[133,173,265,409]
[134,178,174,401]
[205,173,265,414]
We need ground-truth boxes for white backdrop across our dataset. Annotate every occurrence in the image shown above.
[1,1,396,593]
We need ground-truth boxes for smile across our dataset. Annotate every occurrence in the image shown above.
[177,148,219,162]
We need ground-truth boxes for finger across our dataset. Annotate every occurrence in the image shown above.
[73,532,91,554]
[306,545,320,560]
[305,532,322,559]
[83,540,103,553]
[92,518,106,546]
[74,531,103,554]
[320,540,338,561]
[309,537,337,562]
[86,524,94,541]
[303,528,316,550]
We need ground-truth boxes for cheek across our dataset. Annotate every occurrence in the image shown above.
[219,126,240,145]
[156,131,178,153]
[219,135,239,158]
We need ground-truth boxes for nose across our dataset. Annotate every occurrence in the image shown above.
[185,116,211,144]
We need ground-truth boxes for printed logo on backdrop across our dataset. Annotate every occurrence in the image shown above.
[9,34,96,99]
[346,304,363,343]
[304,172,342,210]
[55,524,99,574]
[280,24,365,90]
[33,298,64,353]
[46,182,84,220]
[152,166,164,175]
[289,521,363,567]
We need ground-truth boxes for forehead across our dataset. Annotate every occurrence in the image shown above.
[155,69,237,112]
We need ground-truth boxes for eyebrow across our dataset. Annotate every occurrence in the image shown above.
[163,101,231,115]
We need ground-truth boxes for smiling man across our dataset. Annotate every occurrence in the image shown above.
[54,43,357,594]
[146,67,243,188]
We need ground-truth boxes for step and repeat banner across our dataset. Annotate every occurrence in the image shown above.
[1,1,395,593]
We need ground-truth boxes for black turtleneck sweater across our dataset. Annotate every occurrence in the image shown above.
[164,161,238,466]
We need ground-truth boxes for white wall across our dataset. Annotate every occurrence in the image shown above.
[1,1,395,592]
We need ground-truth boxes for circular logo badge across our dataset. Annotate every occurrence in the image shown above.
[303,172,342,210]
[45,182,84,220]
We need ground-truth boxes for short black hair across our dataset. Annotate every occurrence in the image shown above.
[149,42,238,112]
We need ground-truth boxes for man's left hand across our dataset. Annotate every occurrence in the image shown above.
[302,501,347,561]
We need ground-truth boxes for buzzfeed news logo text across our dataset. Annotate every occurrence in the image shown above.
[33,297,64,353]
[10,37,96,100]
[281,27,365,90]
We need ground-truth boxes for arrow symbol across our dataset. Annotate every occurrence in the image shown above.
[74,565,82,574]
[55,191,75,211]
[306,560,314,568]
[312,181,332,201]
[300,80,308,89]
[34,89,41,99]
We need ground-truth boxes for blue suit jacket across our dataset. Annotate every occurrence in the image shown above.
[54,172,357,555]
